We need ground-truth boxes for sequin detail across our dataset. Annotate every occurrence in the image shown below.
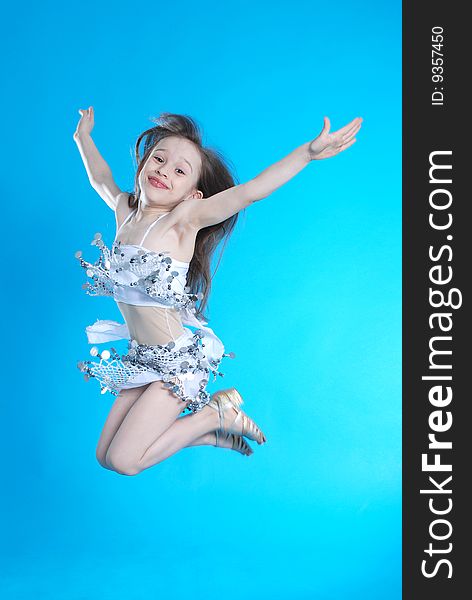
[75,232,234,413]
[77,331,226,413]
[77,233,200,308]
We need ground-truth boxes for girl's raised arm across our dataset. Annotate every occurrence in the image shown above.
[184,116,362,229]
[73,106,124,211]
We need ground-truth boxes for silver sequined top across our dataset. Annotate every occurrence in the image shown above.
[75,209,201,310]
[76,233,201,310]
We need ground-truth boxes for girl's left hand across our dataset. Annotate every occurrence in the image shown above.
[308,116,363,160]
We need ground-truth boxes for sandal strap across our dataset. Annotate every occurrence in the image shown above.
[210,391,265,444]
[231,434,248,454]
[217,396,225,430]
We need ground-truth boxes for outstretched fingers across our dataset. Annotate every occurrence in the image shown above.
[339,137,357,153]
[335,120,361,147]
[334,117,363,139]
[340,128,358,146]
[333,119,361,146]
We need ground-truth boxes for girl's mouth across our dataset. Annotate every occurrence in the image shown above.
[148,176,169,189]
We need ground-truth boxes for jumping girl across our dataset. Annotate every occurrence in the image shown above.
[73,109,362,475]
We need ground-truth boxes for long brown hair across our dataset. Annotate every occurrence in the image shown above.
[127,113,239,319]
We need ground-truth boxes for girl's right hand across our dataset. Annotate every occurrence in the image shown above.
[74,106,95,139]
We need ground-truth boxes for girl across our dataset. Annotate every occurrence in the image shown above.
[74,109,362,475]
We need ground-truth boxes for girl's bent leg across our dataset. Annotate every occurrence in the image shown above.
[105,381,193,476]
[96,384,151,469]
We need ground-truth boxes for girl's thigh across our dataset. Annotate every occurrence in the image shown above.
[96,384,151,462]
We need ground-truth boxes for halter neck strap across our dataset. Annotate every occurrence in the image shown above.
[140,213,168,246]
[115,209,168,246]
[116,209,137,235]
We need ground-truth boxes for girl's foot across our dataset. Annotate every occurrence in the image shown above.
[208,388,267,445]
[211,431,254,456]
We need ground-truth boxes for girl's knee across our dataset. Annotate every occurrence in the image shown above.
[96,447,115,471]
[96,442,107,463]
[105,448,141,476]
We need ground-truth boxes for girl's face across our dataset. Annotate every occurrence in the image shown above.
[139,136,203,207]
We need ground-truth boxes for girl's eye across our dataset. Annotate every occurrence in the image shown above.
[153,155,184,174]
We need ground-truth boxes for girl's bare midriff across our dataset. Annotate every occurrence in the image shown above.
[117,302,185,346]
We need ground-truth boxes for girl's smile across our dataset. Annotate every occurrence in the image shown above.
[148,175,169,189]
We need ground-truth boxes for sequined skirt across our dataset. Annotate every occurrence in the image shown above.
[77,322,232,414]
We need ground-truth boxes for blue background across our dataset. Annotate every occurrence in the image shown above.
[1,0,401,598]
